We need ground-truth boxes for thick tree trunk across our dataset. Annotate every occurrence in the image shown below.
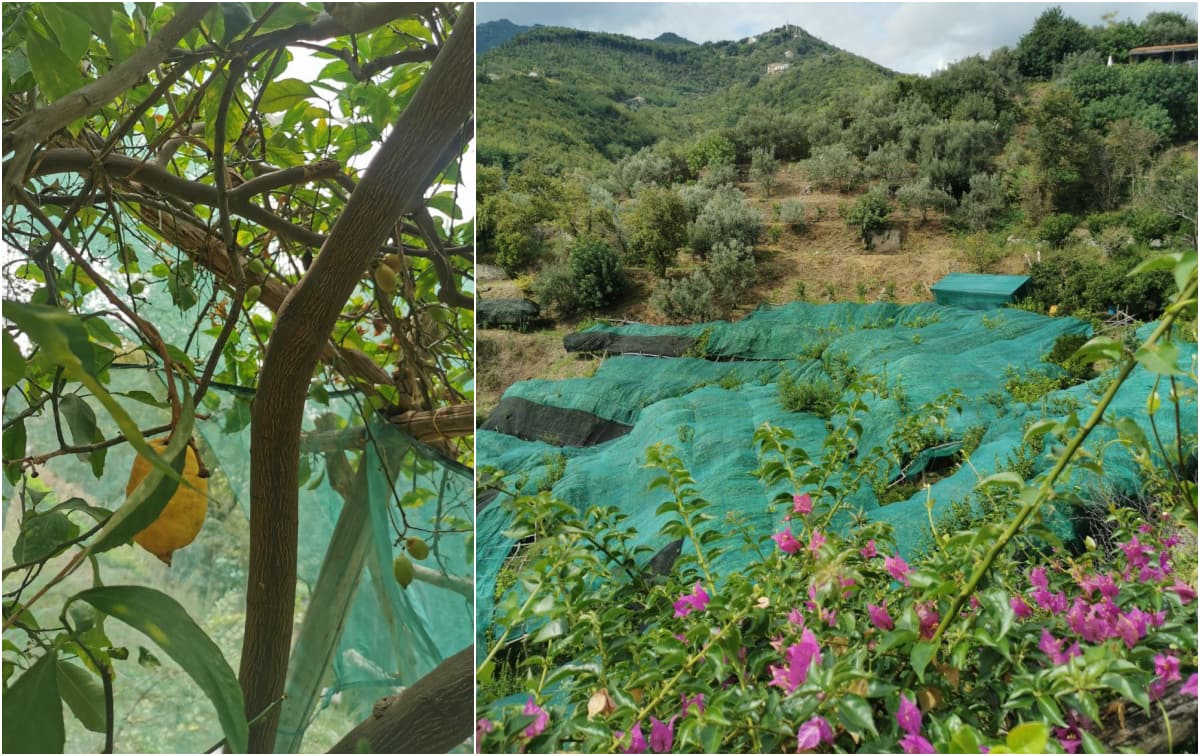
[327,645,473,754]
[239,7,474,751]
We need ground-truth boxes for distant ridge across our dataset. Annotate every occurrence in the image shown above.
[653,32,696,47]
[478,19,536,54]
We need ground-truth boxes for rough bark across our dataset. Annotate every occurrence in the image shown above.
[2,4,214,204]
[239,6,473,751]
[1102,689,1197,753]
[327,645,473,754]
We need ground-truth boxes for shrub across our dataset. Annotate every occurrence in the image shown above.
[896,177,954,223]
[699,159,738,189]
[778,198,807,231]
[1126,207,1179,244]
[688,186,764,258]
[843,185,892,248]
[961,233,1008,273]
[749,146,780,197]
[612,147,672,195]
[567,237,626,312]
[531,260,579,315]
[956,172,1006,231]
[706,241,756,311]
[1044,332,1096,384]
[1037,213,1078,248]
[804,143,862,193]
[651,271,719,323]
[778,372,840,417]
[625,185,689,276]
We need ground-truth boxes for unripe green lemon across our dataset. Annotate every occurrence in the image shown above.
[247,258,266,277]
[243,284,262,306]
[374,265,398,295]
[383,253,404,273]
[392,554,414,588]
[406,536,430,560]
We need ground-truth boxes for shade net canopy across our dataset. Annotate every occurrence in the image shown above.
[476,302,1196,653]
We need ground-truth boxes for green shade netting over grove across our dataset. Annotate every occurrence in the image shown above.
[3,246,472,753]
[476,302,1196,654]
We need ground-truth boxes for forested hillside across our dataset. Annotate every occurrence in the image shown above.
[477,23,891,169]
[478,8,1196,346]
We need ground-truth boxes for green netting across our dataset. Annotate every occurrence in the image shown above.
[476,302,1196,652]
[3,250,472,752]
[931,273,1032,309]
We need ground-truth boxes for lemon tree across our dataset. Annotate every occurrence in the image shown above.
[2,3,474,752]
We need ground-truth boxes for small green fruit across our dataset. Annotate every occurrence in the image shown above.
[383,253,404,273]
[406,536,430,560]
[374,264,398,295]
[244,284,262,306]
[392,555,414,588]
[247,258,266,277]
[131,280,146,295]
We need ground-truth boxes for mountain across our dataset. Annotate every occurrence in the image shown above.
[477,24,893,171]
[653,32,696,47]
[478,19,535,55]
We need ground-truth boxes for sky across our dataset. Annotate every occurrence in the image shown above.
[476,1,1197,75]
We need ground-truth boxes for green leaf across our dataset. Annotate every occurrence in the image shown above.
[427,192,463,220]
[1005,721,1048,754]
[1133,341,1183,376]
[13,511,78,563]
[60,394,104,449]
[2,651,64,753]
[3,418,26,468]
[910,642,934,683]
[259,78,315,113]
[1127,252,1179,277]
[1071,335,1123,365]
[977,471,1025,490]
[836,694,878,737]
[23,29,87,102]
[42,4,95,61]
[71,586,248,753]
[2,329,25,391]
[56,660,106,733]
[949,725,983,754]
[1101,672,1150,711]
[87,398,194,555]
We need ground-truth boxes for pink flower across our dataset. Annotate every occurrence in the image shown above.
[649,716,677,753]
[900,733,936,754]
[1010,595,1032,618]
[476,717,494,751]
[773,528,802,554]
[896,693,922,735]
[885,553,911,585]
[1038,628,1080,665]
[1168,580,1197,604]
[769,628,821,694]
[808,529,826,556]
[916,602,939,640]
[1119,536,1152,571]
[1030,566,1049,591]
[1155,653,1181,683]
[793,492,813,515]
[868,602,894,631]
[680,692,705,717]
[1181,673,1198,697]
[860,539,877,558]
[523,697,549,738]
[796,716,835,751]
[787,607,805,627]
[673,582,710,618]
[617,722,648,754]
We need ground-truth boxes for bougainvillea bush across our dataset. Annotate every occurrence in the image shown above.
[477,252,1197,754]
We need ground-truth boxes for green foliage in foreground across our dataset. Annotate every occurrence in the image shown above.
[477,253,1198,754]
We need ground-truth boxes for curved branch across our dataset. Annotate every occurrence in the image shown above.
[240,6,473,750]
[326,645,472,754]
[3,3,215,204]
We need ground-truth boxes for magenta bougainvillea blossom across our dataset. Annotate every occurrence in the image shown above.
[616,722,647,754]
[772,527,802,554]
[769,627,821,694]
[884,553,911,585]
[522,697,549,738]
[793,492,813,516]
[680,692,705,717]
[1010,595,1032,618]
[649,716,678,753]
[808,529,826,556]
[867,602,894,631]
[896,693,934,753]
[860,539,877,558]
[1038,628,1082,665]
[796,716,836,752]
[1183,672,1198,697]
[673,581,711,618]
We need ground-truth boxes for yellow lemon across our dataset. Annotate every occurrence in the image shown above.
[125,438,208,566]
[405,536,430,560]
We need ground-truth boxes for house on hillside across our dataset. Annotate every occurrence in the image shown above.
[1129,42,1198,65]
[766,61,792,75]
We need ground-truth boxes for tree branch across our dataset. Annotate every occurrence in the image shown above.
[326,645,472,754]
[240,6,473,750]
[3,3,215,205]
